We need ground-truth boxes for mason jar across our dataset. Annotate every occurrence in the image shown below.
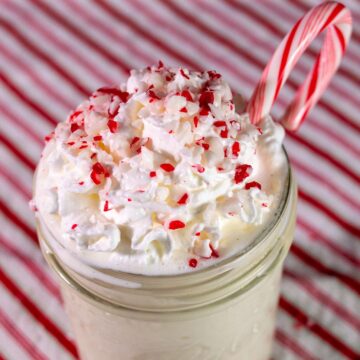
[35,154,297,360]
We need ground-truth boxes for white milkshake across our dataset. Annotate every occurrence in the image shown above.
[33,64,296,360]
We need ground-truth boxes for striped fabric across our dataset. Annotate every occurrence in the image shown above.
[0,1,359,359]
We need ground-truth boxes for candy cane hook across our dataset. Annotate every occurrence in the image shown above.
[247,1,352,131]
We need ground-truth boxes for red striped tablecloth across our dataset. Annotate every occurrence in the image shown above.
[0,1,359,359]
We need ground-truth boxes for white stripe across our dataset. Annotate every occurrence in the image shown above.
[272,334,298,360]
[0,283,73,360]
[0,49,69,117]
[0,146,33,195]
[298,201,360,254]
[0,226,50,289]
[0,211,39,262]
[37,1,144,72]
[0,101,43,144]
[0,84,57,135]
[292,156,360,213]
[2,0,114,87]
[0,41,74,111]
[116,0,258,92]
[285,138,360,194]
[0,253,68,331]
[293,125,360,182]
[0,16,84,104]
[0,4,98,93]
[286,252,359,316]
[0,324,30,360]
[296,169,360,227]
[295,228,358,276]
[61,0,155,68]
[282,272,360,352]
[0,119,41,162]
[277,305,334,359]
[0,176,37,228]
[285,261,360,334]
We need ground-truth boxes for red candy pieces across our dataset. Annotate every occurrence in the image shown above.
[234,164,252,184]
[160,163,175,172]
[188,258,198,268]
[168,220,186,230]
[245,181,262,190]
[177,193,189,205]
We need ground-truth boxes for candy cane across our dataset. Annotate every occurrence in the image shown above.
[247,1,352,131]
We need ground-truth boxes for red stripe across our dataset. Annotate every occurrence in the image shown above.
[334,25,346,52]
[275,328,318,360]
[0,308,48,360]
[291,157,360,213]
[306,55,320,101]
[297,218,360,268]
[129,0,257,86]
[291,243,360,296]
[0,103,44,145]
[275,19,301,100]
[289,132,360,185]
[62,0,154,66]
[0,71,57,127]
[320,3,345,32]
[3,0,113,86]
[0,198,38,244]
[304,118,360,160]
[0,235,62,302]
[0,41,74,110]
[0,17,90,97]
[0,266,79,359]
[0,166,31,200]
[224,0,360,134]
[279,296,360,359]
[30,0,131,73]
[284,268,360,332]
[299,188,360,239]
[95,1,200,70]
[0,133,35,171]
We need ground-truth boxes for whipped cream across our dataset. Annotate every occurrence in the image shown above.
[34,64,287,275]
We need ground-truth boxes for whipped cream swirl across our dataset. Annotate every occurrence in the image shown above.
[34,64,286,275]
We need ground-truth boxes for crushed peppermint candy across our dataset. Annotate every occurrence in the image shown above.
[160,163,175,172]
[33,63,285,274]
[168,220,186,230]
[177,193,189,205]
[245,181,262,190]
[188,258,198,268]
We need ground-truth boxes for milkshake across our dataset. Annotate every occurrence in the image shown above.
[31,2,352,357]
[33,64,296,360]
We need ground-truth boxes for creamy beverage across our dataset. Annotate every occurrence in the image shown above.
[33,64,296,360]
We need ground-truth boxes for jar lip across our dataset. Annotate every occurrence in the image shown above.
[34,147,292,282]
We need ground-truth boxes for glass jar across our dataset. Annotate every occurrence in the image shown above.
[35,157,297,360]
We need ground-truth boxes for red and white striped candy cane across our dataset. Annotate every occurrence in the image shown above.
[247,1,352,131]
